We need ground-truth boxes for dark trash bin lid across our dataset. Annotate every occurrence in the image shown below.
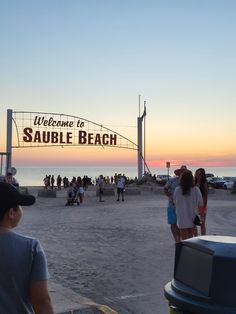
[164,235,236,314]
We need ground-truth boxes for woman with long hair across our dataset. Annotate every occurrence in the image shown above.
[174,170,203,240]
[194,168,208,235]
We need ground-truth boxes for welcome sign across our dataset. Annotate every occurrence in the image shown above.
[12,111,137,150]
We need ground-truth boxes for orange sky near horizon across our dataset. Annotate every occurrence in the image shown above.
[1,1,236,170]
[8,144,236,169]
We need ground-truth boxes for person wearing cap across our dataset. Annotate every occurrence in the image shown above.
[164,165,187,242]
[0,182,54,314]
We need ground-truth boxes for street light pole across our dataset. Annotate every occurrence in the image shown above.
[138,94,141,117]
[144,101,146,174]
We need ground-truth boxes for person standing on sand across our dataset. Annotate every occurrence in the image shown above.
[164,165,187,242]
[76,176,84,204]
[0,182,54,314]
[51,175,55,189]
[116,174,125,202]
[174,170,203,240]
[56,175,62,190]
[194,168,208,235]
[97,175,105,202]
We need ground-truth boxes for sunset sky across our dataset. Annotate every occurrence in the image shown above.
[1,0,236,169]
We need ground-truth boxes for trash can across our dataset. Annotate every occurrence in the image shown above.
[164,235,236,314]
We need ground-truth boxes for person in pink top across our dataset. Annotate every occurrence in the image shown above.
[194,168,208,235]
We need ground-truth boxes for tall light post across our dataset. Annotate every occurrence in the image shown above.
[138,94,141,117]
[137,99,147,180]
[143,101,146,174]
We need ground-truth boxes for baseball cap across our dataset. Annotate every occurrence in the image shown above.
[0,182,35,215]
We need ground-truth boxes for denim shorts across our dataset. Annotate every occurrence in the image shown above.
[167,206,177,225]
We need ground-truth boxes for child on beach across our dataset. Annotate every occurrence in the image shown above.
[0,182,54,314]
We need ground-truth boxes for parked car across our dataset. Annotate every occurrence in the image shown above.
[222,176,236,181]
[223,177,236,189]
[223,181,234,189]
[156,175,170,185]
[208,177,226,189]
[206,173,214,182]
[206,173,214,178]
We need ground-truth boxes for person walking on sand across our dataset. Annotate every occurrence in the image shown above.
[97,175,105,202]
[0,182,54,314]
[194,168,208,235]
[174,170,203,240]
[116,174,125,201]
[164,165,187,242]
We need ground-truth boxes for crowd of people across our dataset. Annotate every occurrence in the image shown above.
[56,172,127,205]
[41,166,209,245]
[43,174,92,190]
[164,165,208,242]
[42,172,127,206]
[96,173,126,202]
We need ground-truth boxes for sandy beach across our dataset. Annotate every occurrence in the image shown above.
[15,185,236,314]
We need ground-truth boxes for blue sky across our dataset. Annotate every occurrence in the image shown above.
[0,0,236,167]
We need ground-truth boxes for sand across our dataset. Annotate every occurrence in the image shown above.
[15,185,236,314]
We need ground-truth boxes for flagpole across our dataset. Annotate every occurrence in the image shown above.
[138,94,141,117]
[144,101,146,174]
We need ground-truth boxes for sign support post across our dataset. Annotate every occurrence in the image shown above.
[6,109,12,173]
[166,161,170,180]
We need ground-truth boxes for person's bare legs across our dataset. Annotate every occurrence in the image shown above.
[171,224,181,243]
[200,214,206,235]
[180,228,195,240]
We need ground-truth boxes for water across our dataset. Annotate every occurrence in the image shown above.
[11,166,236,186]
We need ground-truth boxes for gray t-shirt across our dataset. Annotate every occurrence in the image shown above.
[0,231,49,313]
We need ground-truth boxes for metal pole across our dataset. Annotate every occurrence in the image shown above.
[137,117,143,180]
[6,109,13,174]
[0,154,3,175]
[143,101,146,174]
[138,94,141,117]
